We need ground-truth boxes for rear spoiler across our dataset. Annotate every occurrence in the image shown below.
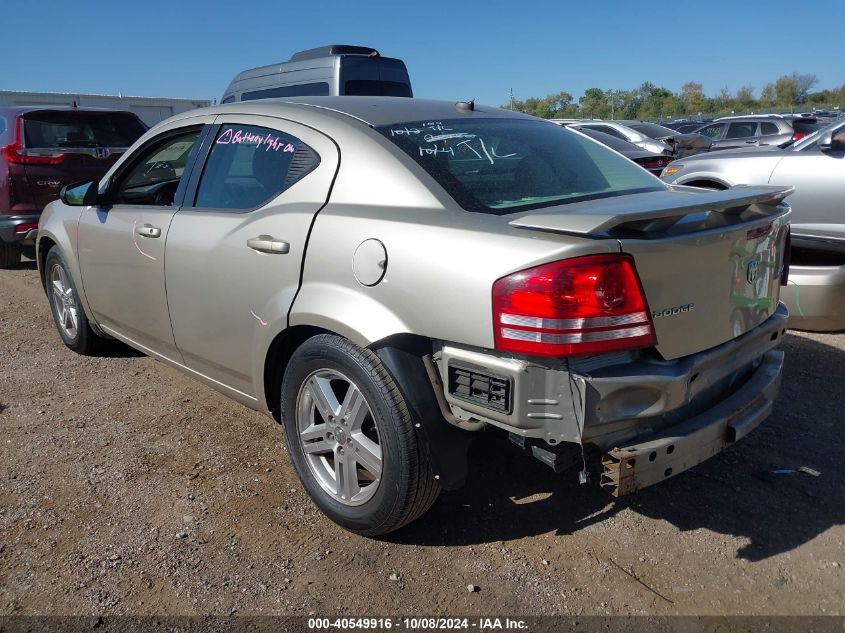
[509,184,793,237]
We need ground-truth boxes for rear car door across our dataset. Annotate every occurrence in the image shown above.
[77,117,215,360]
[165,115,338,397]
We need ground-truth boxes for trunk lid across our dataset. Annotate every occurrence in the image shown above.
[509,185,792,360]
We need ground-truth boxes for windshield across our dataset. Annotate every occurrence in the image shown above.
[628,122,677,138]
[22,111,146,148]
[377,118,664,215]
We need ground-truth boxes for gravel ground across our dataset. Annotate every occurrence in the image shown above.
[1,258,843,617]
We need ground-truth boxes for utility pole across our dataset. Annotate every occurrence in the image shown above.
[509,88,514,110]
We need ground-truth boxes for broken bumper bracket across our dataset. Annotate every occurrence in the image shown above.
[601,350,784,496]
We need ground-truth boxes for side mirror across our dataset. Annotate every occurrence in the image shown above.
[59,179,99,206]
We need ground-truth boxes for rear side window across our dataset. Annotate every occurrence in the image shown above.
[726,122,758,139]
[628,123,674,138]
[378,118,663,215]
[22,111,146,149]
[589,125,628,141]
[697,123,725,139]
[760,122,780,135]
[0,116,6,137]
[194,124,320,210]
[241,83,330,101]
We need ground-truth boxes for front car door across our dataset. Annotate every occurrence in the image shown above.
[721,121,760,149]
[77,116,215,360]
[165,115,338,400]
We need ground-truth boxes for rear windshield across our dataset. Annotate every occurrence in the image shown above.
[377,118,664,215]
[341,57,412,97]
[628,122,676,138]
[792,119,821,135]
[22,111,146,149]
[344,80,412,97]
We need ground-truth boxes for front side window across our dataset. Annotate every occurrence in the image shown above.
[726,122,758,139]
[378,118,663,215]
[194,124,319,210]
[114,128,201,206]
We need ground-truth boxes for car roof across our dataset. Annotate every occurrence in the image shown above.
[713,114,816,123]
[173,97,530,128]
[0,105,138,117]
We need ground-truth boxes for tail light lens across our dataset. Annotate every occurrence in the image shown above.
[14,223,38,234]
[492,254,657,357]
[1,117,66,165]
[792,132,806,141]
[637,157,670,171]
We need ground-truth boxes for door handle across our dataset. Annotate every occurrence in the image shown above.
[136,224,162,238]
[247,235,290,254]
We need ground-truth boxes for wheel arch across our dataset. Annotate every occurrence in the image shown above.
[36,234,57,291]
[263,326,472,491]
[675,177,730,190]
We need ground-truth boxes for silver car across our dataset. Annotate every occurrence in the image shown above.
[38,98,791,535]
[662,119,845,331]
[559,120,673,155]
[693,115,821,151]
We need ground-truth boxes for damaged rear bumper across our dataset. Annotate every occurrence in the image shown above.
[600,349,783,496]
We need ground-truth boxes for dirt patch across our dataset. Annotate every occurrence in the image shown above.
[1,260,843,616]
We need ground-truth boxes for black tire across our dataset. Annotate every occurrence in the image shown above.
[0,240,21,269]
[20,244,36,261]
[280,334,440,536]
[44,248,107,355]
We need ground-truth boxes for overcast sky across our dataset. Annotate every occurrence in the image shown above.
[4,0,842,105]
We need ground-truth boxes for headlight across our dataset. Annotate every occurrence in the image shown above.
[662,165,682,177]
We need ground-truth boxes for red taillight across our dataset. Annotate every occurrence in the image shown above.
[1,117,65,165]
[637,157,670,170]
[792,133,806,141]
[14,223,38,234]
[492,254,657,357]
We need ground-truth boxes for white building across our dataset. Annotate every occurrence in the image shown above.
[0,90,211,126]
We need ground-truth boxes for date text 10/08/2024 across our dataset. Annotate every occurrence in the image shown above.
[307,617,529,630]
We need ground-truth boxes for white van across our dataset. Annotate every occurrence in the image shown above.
[221,45,413,104]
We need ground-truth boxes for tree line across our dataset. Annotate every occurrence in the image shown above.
[505,73,844,121]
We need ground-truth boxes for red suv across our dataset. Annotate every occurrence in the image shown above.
[0,106,147,267]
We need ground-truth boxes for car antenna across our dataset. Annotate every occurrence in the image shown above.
[455,99,475,112]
